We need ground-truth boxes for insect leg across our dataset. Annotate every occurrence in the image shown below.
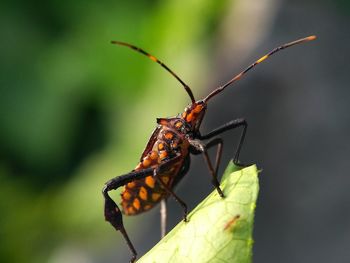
[206,137,223,177]
[155,154,189,222]
[159,155,191,237]
[155,171,188,222]
[189,138,224,197]
[160,198,167,238]
[102,168,153,263]
[199,118,247,165]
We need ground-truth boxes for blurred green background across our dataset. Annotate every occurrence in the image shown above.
[1,0,349,262]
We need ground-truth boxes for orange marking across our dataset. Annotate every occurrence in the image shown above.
[158,118,168,125]
[175,121,183,128]
[152,193,161,202]
[158,143,164,150]
[133,198,141,210]
[161,176,170,185]
[122,191,131,200]
[134,163,142,170]
[159,151,168,160]
[171,142,178,148]
[149,55,157,62]
[144,205,152,211]
[142,157,151,167]
[182,112,187,118]
[139,186,148,201]
[165,132,173,140]
[127,206,135,214]
[307,35,317,41]
[150,151,158,160]
[145,176,155,188]
[194,104,202,113]
[127,181,136,188]
[257,55,268,64]
[186,112,193,122]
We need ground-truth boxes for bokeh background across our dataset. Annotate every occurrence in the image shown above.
[1,0,349,262]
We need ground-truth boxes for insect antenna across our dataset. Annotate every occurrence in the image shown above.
[203,35,316,102]
[112,41,196,103]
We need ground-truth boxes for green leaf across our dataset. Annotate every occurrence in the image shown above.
[138,162,260,263]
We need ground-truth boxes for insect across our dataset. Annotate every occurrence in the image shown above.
[103,35,316,262]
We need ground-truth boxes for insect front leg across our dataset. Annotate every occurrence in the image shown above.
[199,118,247,165]
[189,138,224,197]
[205,137,224,177]
[102,168,153,263]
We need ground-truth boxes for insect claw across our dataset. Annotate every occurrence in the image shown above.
[232,158,250,168]
[130,254,137,263]
[181,204,188,222]
[183,215,188,222]
[216,187,224,198]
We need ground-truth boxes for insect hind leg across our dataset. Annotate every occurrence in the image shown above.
[102,183,136,263]
[102,168,153,263]
[154,155,189,222]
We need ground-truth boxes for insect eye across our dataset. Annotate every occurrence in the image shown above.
[193,104,203,113]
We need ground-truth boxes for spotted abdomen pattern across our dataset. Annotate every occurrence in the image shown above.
[120,118,190,215]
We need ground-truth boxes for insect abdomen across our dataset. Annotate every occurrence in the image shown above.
[121,125,188,215]
[121,171,172,215]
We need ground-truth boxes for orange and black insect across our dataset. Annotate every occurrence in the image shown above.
[102,35,316,262]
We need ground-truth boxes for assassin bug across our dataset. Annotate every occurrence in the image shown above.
[103,35,316,262]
